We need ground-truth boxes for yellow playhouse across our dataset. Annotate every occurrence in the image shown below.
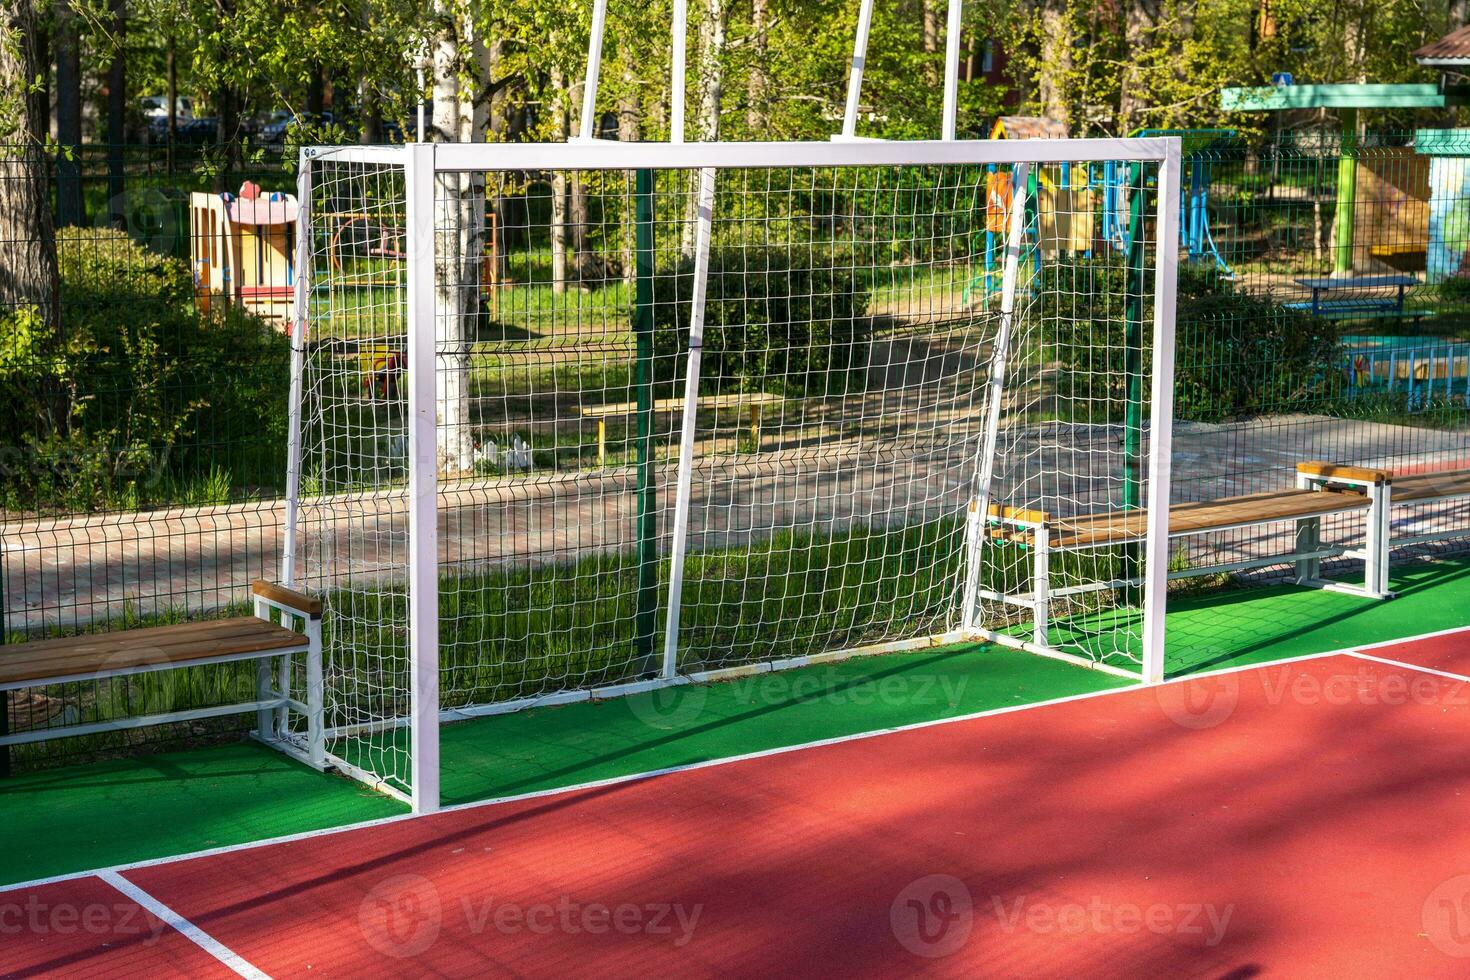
[190,181,298,324]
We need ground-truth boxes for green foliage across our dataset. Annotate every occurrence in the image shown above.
[652,246,871,397]
[0,229,290,512]
[1045,260,1340,423]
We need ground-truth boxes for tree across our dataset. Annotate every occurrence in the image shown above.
[428,0,482,476]
[0,0,59,325]
[54,0,83,225]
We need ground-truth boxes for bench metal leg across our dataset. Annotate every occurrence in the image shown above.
[1367,482,1391,599]
[305,617,326,768]
[1294,516,1321,584]
[1033,526,1051,647]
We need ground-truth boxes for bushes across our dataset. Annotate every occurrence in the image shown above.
[0,229,291,512]
[652,246,871,397]
[1044,260,1341,423]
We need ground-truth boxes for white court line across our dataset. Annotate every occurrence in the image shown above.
[1347,650,1470,684]
[98,870,268,979]
[6,622,1470,895]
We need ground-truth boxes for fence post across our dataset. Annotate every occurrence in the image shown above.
[633,169,660,675]
[1333,111,1358,275]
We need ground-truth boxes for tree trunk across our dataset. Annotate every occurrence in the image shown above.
[106,0,127,228]
[618,55,641,286]
[54,0,83,225]
[1036,0,1070,127]
[431,0,477,476]
[684,0,725,255]
[549,65,569,295]
[694,0,726,143]
[307,65,326,118]
[746,0,769,131]
[165,33,177,169]
[0,0,60,326]
[1116,0,1160,134]
[922,0,939,86]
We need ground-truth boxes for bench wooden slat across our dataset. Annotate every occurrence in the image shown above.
[1297,461,1392,484]
[252,579,323,617]
[1391,468,1470,502]
[0,617,307,688]
[1007,489,1371,550]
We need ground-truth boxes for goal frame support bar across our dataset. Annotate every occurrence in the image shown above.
[310,138,1180,172]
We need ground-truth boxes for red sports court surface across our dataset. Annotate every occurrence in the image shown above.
[7,636,1470,978]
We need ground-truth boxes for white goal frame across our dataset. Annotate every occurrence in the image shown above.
[291,137,1182,813]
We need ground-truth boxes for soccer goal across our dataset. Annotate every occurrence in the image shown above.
[282,137,1182,811]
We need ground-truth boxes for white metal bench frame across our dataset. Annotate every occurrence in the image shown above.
[0,585,325,770]
[972,481,1392,677]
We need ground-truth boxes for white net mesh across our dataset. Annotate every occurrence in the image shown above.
[295,154,414,796]
[292,145,1174,798]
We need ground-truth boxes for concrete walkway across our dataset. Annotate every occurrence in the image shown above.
[3,414,1467,634]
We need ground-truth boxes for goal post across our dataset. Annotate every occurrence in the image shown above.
[285,137,1182,811]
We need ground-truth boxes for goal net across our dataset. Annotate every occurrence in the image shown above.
[286,139,1180,809]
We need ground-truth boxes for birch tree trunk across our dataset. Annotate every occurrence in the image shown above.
[922,0,939,87]
[549,66,569,295]
[431,0,478,476]
[684,0,725,256]
[0,0,59,326]
[746,0,769,131]
[618,55,641,286]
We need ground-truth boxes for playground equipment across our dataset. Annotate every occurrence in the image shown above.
[1417,129,1470,282]
[1135,128,1236,276]
[1221,83,1470,276]
[189,181,298,323]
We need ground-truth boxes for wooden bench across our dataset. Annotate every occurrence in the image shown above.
[1300,463,1470,584]
[581,393,784,464]
[0,581,324,768]
[976,471,1391,649]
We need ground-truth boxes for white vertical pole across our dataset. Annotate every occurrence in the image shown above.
[962,163,1029,631]
[661,167,717,680]
[941,0,963,141]
[579,0,609,140]
[281,151,313,587]
[405,142,441,814]
[840,0,875,139]
[1141,141,1181,685]
[671,0,687,143]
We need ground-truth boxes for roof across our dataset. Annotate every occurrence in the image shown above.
[1415,128,1470,155]
[990,116,1069,140]
[1415,26,1470,66]
[1220,83,1470,111]
[226,195,298,226]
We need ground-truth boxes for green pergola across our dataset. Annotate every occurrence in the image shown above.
[1220,83,1470,274]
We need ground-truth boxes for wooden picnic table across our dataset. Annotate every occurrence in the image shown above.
[1292,274,1419,317]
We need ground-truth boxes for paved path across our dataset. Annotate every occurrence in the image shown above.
[3,415,1467,633]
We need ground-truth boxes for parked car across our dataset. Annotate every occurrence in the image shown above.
[141,96,195,140]
[258,110,358,145]
[177,116,219,144]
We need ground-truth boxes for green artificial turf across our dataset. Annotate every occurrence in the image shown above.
[0,742,403,887]
[6,556,1469,887]
[434,643,1134,806]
